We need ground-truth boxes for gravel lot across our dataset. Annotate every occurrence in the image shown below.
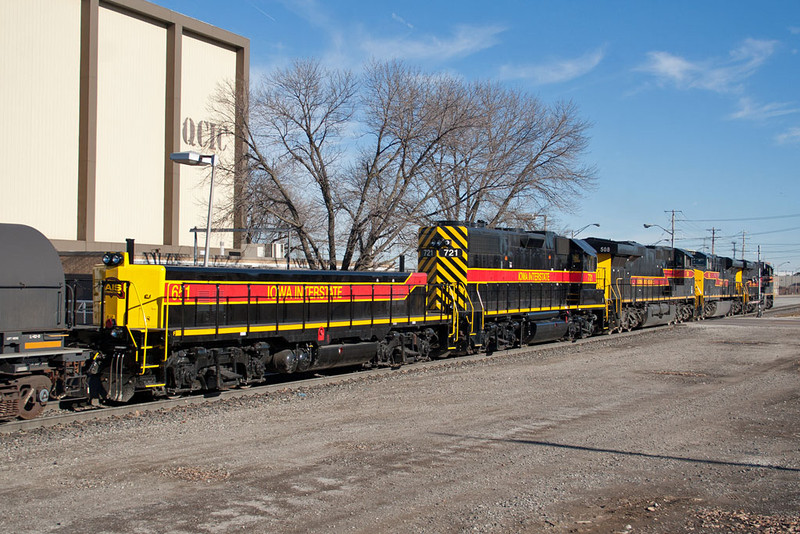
[2,317,799,533]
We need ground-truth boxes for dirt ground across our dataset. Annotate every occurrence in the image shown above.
[1,317,799,533]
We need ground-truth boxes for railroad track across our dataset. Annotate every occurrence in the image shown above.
[762,303,800,317]
[4,307,796,434]
[1,326,665,434]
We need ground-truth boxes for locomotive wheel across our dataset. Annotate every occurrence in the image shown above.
[622,310,633,332]
[17,375,52,420]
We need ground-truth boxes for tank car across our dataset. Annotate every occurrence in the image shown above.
[0,224,90,419]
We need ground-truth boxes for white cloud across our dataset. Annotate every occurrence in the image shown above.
[729,97,800,121]
[638,38,778,93]
[271,1,504,69]
[638,51,697,83]
[776,127,800,144]
[498,47,606,85]
[790,26,800,35]
[392,13,413,30]
[359,24,505,62]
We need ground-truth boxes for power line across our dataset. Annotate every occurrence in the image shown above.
[748,225,800,236]
[680,212,800,222]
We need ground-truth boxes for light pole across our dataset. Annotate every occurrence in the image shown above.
[572,223,599,238]
[170,151,216,267]
[533,214,547,232]
[643,223,674,248]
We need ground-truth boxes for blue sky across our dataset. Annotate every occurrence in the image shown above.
[159,0,800,271]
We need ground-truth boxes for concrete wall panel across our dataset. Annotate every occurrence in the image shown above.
[179,34,237,249]
[0,0,81,239]
[94,6,166,244]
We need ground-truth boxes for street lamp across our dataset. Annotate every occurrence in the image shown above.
[643,223,674,248]
[572,223,599,238]
[170,151,216,267]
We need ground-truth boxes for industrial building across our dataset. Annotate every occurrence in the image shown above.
[0,0,249,270]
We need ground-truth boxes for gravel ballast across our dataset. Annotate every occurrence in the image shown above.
[1,317,799,533]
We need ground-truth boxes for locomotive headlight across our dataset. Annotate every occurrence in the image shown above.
[102,252,124,266]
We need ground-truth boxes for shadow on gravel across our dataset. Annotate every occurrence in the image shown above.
[434,432,800,473]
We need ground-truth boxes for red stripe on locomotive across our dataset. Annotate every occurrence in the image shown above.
[165,272,428,304]
[466,269,596,284]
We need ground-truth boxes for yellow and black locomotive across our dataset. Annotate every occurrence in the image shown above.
[86,258,443,401]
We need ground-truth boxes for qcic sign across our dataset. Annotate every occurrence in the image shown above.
[182,117,230,151]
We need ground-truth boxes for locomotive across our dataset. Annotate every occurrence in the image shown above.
[0,221,775,420]
[81,258,441,402]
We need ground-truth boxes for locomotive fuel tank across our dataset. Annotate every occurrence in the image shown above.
[641,303,676,327]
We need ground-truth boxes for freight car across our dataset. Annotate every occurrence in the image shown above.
[0,224,90,419]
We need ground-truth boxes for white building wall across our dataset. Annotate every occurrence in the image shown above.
[94,6,166,244]
[0,1,246,253]
[0,0,81,239]
[179,35,237,249]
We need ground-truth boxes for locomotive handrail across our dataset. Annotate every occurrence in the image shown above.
[126,281,150,374]
[65,283,76,328]
[163,295,170,365]
[101,277,152,375]
[459,280,475,339]
[0,284,63,289]
[446,284,460,343]
[612,278,623,318]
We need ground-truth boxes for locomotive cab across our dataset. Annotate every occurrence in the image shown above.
[97,252,166,331]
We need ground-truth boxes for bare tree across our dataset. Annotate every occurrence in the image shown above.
[215,59,357,269]
[214,60,595,270]
[337,61,477,270]
[424,83,595,229]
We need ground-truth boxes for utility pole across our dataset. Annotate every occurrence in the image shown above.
[732,241,737,259]
[707,227,719,255]
[741,231,746,262]
[757,245,762,317]
[664,210,681,249]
